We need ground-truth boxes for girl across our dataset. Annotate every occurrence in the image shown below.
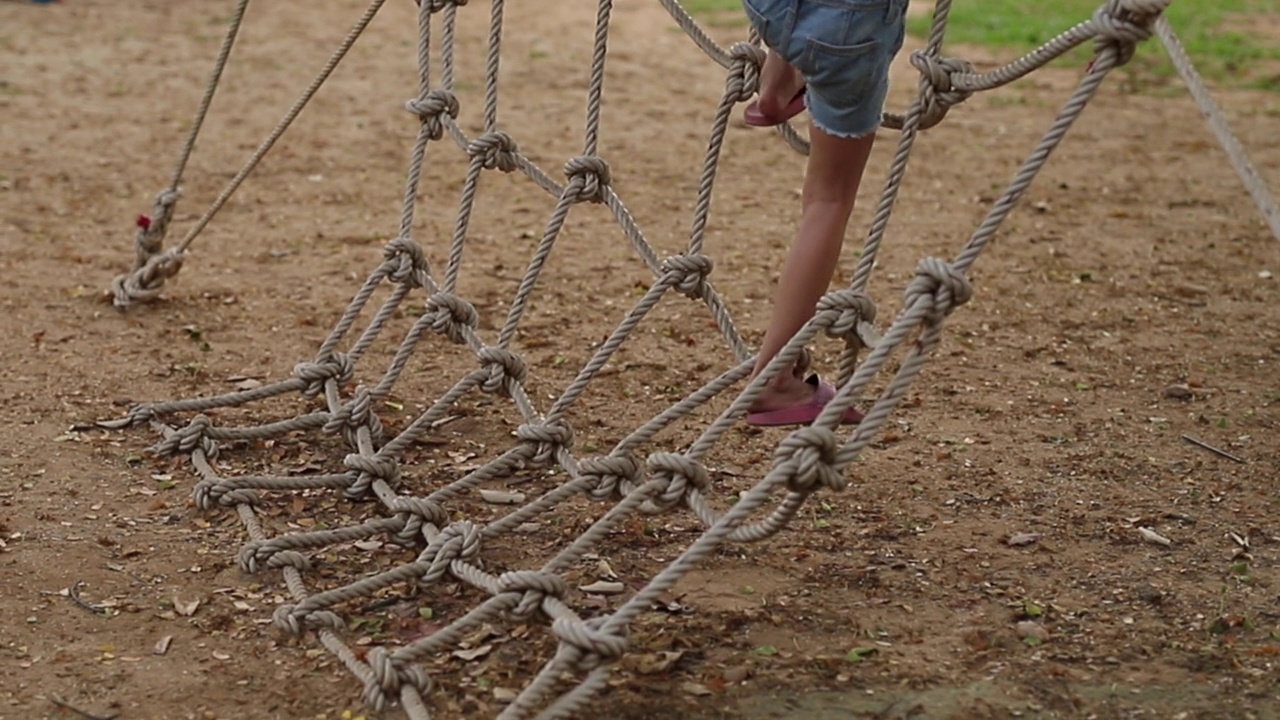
[740,0,908,426]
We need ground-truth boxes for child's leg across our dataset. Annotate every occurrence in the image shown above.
[748,123,877,412]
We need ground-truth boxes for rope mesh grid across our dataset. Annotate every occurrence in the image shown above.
[99,0,1197,717]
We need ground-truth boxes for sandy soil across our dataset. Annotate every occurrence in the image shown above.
[2,1,1278,719]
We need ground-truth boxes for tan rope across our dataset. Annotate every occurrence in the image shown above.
[1153,15,1279,242]
[97,1,1206,718]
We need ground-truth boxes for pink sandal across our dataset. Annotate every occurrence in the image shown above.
[745,374,864,427]
[744,88,807,127]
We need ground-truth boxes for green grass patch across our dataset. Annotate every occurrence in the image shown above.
[911,0,1280,91]
[678,0,751,27]
[680,0,1280,91]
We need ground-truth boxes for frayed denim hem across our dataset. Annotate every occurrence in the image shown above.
[809,114,880,140]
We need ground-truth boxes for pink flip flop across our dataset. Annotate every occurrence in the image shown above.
[744,374,864,427]
[744,88,806,127]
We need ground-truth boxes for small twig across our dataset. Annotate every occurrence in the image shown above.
[50,695,119,720]
[67,581,109,615]
[1153,294,1207,307]
[359,593,416,613]
[1181,434,1246,464]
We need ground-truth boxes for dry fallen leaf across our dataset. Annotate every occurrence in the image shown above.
[492,687,518,704]
[1007,532,1041,547]
[624,650,683,675]
[578,581,625,595]
[478,489,526,505]
[1138,527,1172,547]
[452,644,493,661]
[173,596,201,617]
[1015,620,1049,641]
[681,682,712,697]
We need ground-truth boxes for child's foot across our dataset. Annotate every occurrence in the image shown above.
[745,51,806,126]
[745,374,864,427]
[747,372,821,415]
[744,88,806,127]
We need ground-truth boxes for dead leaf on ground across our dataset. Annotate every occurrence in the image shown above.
[1138,527,1172,547]
[1007,532,1041,547]
[623,650,683,675]
[173,596,201,617]
[479,489,526,505]
[681,682,712,697]
[579,580,625,595]
[452,644,493,661]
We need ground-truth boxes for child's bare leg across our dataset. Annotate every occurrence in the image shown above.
[748,123,877,412]
[754,49,805,119]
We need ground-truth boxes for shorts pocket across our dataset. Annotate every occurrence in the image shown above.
[802,37,879,66]
[797,37,882,108]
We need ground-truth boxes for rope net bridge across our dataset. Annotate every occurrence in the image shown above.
[94,0,1271,717]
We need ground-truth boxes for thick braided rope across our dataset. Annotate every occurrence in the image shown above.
[1153,15,1279,242]
[111,0,389,310]
[507,11,1172,712]
[106,0,253,313]
[98,0,1190,718]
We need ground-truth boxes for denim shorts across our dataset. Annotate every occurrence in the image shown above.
[742,0,908,138]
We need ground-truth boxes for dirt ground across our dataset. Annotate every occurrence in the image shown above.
[2,1,1279,719]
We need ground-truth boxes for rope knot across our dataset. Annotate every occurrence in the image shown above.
[563,155,611,204]
[552,617,629,672]
[132,188,182,262]
[343,453,401,499]
[418,0,468,11]
[496,570,569,620]
[417,521,482,586]
[405,89,459,140]
[903,258,972,321]
[151,414,217,457]
[239,538,300,571]
[726,42,765,102]
[646,452,709,512]
[478,347,527,396]
[323,385,375,435]
[578,454,643,501]
[818,289,878,346]
[774,426,845,494]
[108,403,155,429]
[468,131,520,172]
[1116,0,1172,15]
[391,496,448,544]
[1090,5,1159,66]
[363,646,434,713]
[265,550,310,571]
[909,53,976,130]
[384,236,428,286]
[272,604,345,636]
[293,353,354,398]
[238,540,311,574]
[661,253,714,299]
[111,248,186,310]
[192,478,260,510]
[516,422,574,466]
[425,292,478,344]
